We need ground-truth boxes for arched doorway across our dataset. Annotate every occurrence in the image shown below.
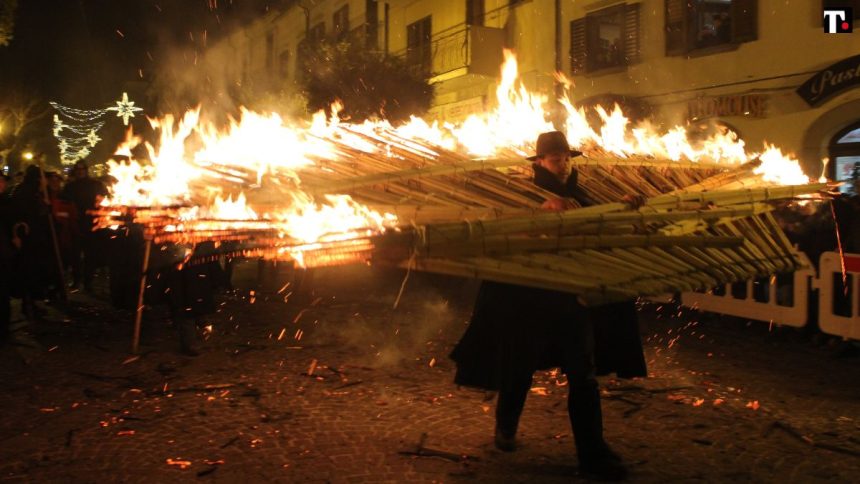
[829,121,860,194]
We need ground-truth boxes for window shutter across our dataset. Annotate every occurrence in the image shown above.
[624,3,641,65]
[570,18,586,74]
[731,0,757,43]
[665,0,688,56]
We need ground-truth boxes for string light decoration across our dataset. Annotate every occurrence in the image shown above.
[105,92,144,125]
[50,108,106,164]
[50,92,144,165]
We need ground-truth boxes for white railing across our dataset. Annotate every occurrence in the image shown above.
[678,251,860,341]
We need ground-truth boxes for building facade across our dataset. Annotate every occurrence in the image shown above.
[204,0,860,181]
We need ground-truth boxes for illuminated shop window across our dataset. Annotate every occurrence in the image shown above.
[830,123,860,195]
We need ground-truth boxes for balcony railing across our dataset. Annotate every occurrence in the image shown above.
[393,24,504,80]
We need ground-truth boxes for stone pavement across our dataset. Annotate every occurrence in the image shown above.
[0,263,858,483]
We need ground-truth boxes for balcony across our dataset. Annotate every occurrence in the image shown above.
[395,24,505,82]
[431,25,505,81]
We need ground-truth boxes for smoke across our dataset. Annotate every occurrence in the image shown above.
[305,267,474,369]
[144,4,308,123]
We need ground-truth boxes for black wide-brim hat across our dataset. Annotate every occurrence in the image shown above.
[526,130,583,161]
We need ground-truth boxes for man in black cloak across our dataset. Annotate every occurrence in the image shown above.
[450,131,647,481]
[60,161,109,292]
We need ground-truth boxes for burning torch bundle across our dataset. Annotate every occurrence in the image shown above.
[93,53,832,305]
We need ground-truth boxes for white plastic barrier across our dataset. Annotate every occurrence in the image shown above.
[680,251,814,329]
[812,251,860,341]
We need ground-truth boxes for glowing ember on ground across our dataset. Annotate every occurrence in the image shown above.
[166,458,192,469]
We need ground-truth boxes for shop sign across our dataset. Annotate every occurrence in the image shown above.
[687,94,768,120]
[797,54,860,107]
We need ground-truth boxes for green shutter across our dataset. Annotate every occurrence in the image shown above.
[665,0,688,56]
[731,0,758,43]
[624,3,641,65]
[570,18,586,74]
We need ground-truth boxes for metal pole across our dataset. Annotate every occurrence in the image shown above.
[132,238,152,354]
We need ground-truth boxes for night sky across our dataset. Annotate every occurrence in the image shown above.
[1,0,281,103]
[0,1,282,163]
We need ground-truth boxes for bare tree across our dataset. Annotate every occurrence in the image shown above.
[0,90,49,169]
[0,0,17,47]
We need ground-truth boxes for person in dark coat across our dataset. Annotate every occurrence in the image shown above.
[0,184,18,342]
[9,166,56,314]
[154,241,220,356]
[60,160,109,292]
[450,131,646,481]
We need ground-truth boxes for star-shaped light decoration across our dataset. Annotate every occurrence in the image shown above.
[106,92,143,126]
[77,146,91,159]
[53,115,67,136]
[86,129,102,147]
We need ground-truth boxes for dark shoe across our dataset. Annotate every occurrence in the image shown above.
[579,443,627,481]
[494,426,516,452]
[177,319,200,356]
[180,346,200,357]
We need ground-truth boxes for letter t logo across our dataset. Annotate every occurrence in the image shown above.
[824,9,853,33]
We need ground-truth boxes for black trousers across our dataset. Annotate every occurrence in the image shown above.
[495,319,604,458]
[496,372,604,457]
[0,271,10,340]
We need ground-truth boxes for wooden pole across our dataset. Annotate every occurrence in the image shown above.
[132,238,152,354]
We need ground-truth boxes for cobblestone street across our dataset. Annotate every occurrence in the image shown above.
[1,263,858,483]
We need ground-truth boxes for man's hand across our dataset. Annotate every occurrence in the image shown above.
[11,222,28,249]
[621,194,647,209]
[541,198,577,211]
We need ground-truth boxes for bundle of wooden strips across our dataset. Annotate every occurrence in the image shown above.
[97,123,831,303]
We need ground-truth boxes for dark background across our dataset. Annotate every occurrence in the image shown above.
[0,0,286,168]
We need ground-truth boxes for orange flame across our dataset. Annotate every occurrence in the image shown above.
[102,50,815,256]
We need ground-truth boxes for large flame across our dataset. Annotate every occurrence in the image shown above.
[102,49,814,261]
[396,50,804,180]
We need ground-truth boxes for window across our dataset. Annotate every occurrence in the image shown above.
[279,50,290,79]
[823,0,860,20]
[467,0,485,26]
[296,40,310,82]
[830,121,860,195]
[265,32,275,72]
[570,4,640,75]
[333,5,350,42]
[366,0,379,49]
[407,16,432,76]
[308,22,326,44]
[666,0,757,56]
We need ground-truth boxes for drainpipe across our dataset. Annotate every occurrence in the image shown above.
[384,3,390,55]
